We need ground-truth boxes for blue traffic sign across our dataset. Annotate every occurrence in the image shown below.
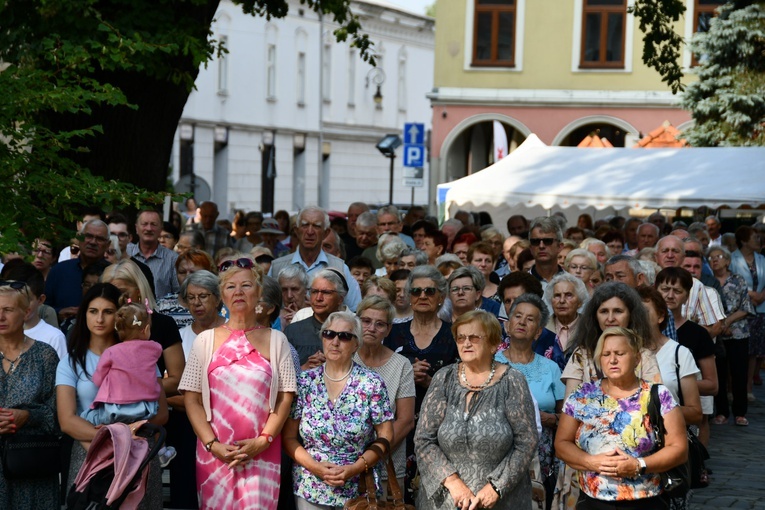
[403,123,425,145]
[403,144,425,167]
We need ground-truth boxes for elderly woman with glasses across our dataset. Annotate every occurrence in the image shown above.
[497,294,565,508]
[447,266,501,322]
[415,310,539,510]
[284,268,348,371]
[708,245,755,425]
[157,248,216,330]
[565,249,599,293]
[354,296,416,499]
[384,265,457,503]
[179,257,296,509]
[178,270,224,358]
[284,311,394,509]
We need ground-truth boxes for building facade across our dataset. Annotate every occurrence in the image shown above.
[429,0,721,191]
[171,0,434,216]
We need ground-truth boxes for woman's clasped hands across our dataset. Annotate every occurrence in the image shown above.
[590,448,639,478]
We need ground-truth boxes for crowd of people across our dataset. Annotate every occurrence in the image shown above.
[1,199,763,510]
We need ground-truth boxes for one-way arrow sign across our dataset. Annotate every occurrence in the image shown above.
[404,123,424,145]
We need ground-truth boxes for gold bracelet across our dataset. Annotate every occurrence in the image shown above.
[360,454,369,472]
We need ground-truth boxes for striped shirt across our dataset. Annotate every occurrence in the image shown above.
[127,243,179,299]
[684,277,726,326]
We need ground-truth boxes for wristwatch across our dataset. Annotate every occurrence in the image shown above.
[204,437,218,452]
[637,457,647,475]
[488,480,502,498]
[260,433,274,444]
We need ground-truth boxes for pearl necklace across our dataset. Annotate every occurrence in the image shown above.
[323,363,353,382]
[460,360,496,390]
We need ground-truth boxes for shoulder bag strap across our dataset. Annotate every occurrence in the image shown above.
[674,344,684,406]
[648,383,667,448]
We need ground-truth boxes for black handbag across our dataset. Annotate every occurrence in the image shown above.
[648,344,711,495]
[670,343,710,489]
[1,433,62,479]
[648,384,690,495]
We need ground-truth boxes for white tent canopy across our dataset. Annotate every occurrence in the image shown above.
[439,135,765,233]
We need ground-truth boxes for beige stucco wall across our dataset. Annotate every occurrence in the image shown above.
[434,0,695,91]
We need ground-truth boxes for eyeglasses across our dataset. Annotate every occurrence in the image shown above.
[158,234,175,241]
[410,287,438,297]
[186,293,213,303]
[309,288,337,297]
[77,233,110,244]
[110,232,130,240]
[360,317,389,330]
[529,237,556,247]
[33,247,53,257]
[568,264,592,272]
[218,258,255,272]
[455,333,485,344]
[709,254,726,261]
[105,249,117,256]
[450,285,475,294]
[321,329,357,342]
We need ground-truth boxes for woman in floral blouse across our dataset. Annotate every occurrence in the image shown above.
[284,311,394,509]
[556,327,687,509]
[709,245,756,426]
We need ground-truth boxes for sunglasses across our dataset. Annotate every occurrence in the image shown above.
[321,329,357,342]
[70,245,81,255]
[410,287,438,297]
[0,280,27,291]
[218,257,255,273]
[529,237,556,247]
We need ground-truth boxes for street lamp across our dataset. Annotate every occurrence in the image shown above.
[376,134,402,205]
[366,68,386,107]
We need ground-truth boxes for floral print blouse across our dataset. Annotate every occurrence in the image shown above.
[563,379,677,501]
[719,273,755,339]
[290,363,393,507]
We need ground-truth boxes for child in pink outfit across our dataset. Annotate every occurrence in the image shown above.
[82,300,162,425]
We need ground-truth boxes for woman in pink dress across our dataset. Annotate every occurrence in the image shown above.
[180,257,297,509]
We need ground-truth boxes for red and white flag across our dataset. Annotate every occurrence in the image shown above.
[493,120,508,162]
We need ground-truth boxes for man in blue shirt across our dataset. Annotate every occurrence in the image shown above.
[269,206,361,311]
[44,219,111,323]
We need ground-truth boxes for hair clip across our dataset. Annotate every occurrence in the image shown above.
[144,298,153,315]
[132,315,143,327]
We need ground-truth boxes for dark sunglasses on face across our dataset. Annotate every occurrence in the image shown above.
[218,257,255,273]
[70,245,81,255]
[410,287,438,297]
[529,237,556,247]
[321,329,357,341]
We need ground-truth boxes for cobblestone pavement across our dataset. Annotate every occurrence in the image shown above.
[693,375,765,509]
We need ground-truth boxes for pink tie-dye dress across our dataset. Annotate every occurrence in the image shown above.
[196,330,281,509]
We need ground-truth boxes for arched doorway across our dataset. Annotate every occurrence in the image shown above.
[552,115,639,147]
[441,114,531,183]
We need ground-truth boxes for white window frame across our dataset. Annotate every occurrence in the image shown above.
[571,0,635,73]
[463,0,526,72]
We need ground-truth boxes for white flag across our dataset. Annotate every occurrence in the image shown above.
[493,121,508,161]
